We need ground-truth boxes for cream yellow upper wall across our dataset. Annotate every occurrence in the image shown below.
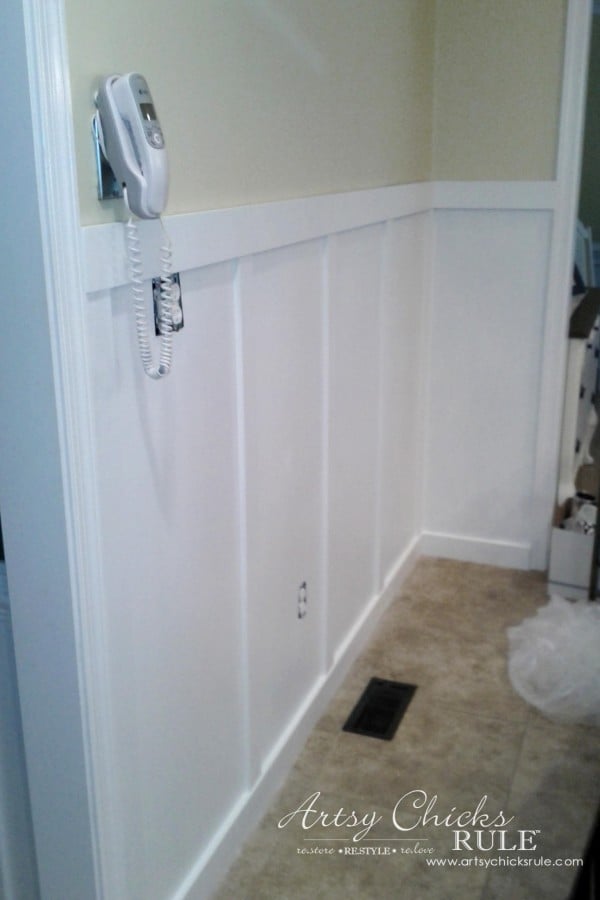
[65,0,435,225]
[432,0,567,181]
[65,0,569,224]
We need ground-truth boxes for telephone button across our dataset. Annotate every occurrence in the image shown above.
[144,124,164,148]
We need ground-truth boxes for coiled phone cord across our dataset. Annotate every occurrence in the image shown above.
[124,195,174,379]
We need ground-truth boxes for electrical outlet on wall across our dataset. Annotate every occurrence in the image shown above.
[297,581,308,619]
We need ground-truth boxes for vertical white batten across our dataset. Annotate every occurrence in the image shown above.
[372,220,389,593]
[418,209,437,543]
[320,237,331,675]
[530,0,594,570]
[232,258,253,790]
[21,0,120,895]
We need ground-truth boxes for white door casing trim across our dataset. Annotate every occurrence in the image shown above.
[21,0,123,895]
[529,0,593,569]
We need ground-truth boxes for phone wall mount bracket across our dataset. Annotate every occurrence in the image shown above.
[92,113,123,202]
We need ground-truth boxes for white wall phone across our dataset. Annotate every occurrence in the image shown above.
[94,73,181,379]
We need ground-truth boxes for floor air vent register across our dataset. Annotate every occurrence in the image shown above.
[343,678,417,741]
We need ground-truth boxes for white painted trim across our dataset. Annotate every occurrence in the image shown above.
[331,533,421,670]
[22,0,120,895]
[529,0,594,570]
[417,209,436,541]
[372,223,388,595]
[320,239,332,674]
[174,536,420,900]
[432,180,557,211]
[83,182,432,294]
[83,180,559,295]
[231,259,253,793]
[419,532,532,571]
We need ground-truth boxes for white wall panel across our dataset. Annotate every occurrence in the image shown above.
[78,192,430,898]
[85,262,245,899]
[239,240,325,772]
[327,225,384,661]
[69,183,559,898]
[424,210,553,565]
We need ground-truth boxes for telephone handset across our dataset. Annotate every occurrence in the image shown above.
[94,73,176,379]
[95,73,168,219]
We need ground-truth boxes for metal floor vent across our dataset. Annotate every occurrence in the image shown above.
[342,677,417,741]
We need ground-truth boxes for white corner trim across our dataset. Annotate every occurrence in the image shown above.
[23,0,121,896]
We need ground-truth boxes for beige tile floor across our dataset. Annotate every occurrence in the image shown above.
[214,558,600,900]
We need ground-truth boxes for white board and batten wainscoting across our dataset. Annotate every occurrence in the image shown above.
[80,179,558,899]
[6,1,591,897]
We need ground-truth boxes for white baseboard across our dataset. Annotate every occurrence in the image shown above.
[329,534,422,671]
[418,531,532,570]
[173,535,420,900]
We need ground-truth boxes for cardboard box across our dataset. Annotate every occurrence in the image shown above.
[548,500,594,600]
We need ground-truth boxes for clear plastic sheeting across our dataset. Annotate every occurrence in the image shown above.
[507,596,600,726]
